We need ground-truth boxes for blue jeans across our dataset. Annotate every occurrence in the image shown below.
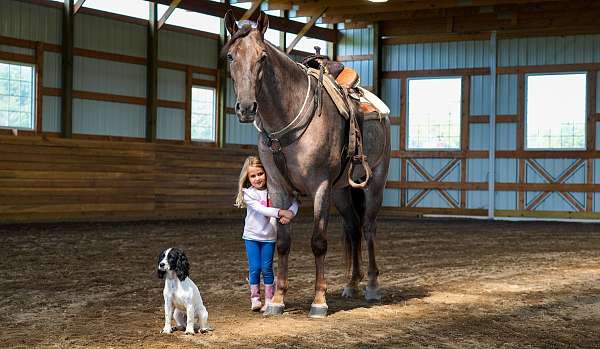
[244,240,275,285]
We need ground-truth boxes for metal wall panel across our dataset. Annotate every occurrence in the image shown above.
[411,190,452,208]
[75,14,146,57]
[73,99,145,137]
[390,125,400,150]
[383,188,400,207]
[157,107,184,140]
[470,74,517,115]
[388,158,400,181]
[467,191,487,209]
[0,1,61,44]
[408,159,459,181]
[496,159,518,183]
[226,77,235,108]
[469,124,488,151]
[159,30,218,68]
[338,27,373,56]
[43,52,61,88]
[495,191,517,210]
[498,34,600,67]
[74,56,146,97]
[467,159,487,182]
[158,68,185,102]
[0,45,32,55]
[42,95,60,132]
[226,114,258,145]
[380,79,400,116]
[383,40,489,71]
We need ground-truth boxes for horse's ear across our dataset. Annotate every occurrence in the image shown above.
[256,11,269,35]
[224,9,238,35]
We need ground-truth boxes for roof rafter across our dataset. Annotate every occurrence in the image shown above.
[286,7,327,54]
[157,0,181,30]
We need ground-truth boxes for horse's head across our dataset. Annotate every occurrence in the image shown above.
[223,10,269,123]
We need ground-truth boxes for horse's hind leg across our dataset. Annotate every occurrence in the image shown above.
[333,187,363,299]
[362,166,388,302]
[309,182,332,318]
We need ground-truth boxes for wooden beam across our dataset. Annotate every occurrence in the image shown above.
[147,0,158,142]
[62,0,74,138]
[157,0,182,30]
[73,0,86,14]
[35,42,44,134]
[154,0,337,42]
[240,1,262,21]
[286,7,327,54]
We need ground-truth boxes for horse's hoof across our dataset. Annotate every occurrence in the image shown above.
[341,287,358,299]
[263,303,285,316]
[308,304,328,318]
[365,286,382,302]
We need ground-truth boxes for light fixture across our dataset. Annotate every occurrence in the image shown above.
[368,0,389,2]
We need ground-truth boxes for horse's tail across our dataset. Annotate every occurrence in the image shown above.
[342,187,366,279]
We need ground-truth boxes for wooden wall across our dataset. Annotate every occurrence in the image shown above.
[0,135,253,223]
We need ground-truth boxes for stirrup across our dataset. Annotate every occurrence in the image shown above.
[348,155,372,189]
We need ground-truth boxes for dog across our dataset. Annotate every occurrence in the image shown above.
[157,248,210,335]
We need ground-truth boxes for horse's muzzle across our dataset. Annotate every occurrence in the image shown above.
[235,101,257,123]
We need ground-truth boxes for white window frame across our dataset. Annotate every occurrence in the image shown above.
[406,76,462,151]
[191,85,217,143]
[525,72,587,151]
[0,60,36,131]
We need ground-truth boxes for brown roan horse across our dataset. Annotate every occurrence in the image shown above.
[224,11,391,318]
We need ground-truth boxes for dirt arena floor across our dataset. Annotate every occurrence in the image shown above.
[1,216,600,348]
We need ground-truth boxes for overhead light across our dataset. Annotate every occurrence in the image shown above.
[368,0,389,2]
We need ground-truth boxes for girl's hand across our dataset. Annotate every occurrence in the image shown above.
[278,209,295,224]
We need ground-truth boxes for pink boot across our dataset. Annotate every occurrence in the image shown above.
[260,284,274,312]
[250,284,262,311]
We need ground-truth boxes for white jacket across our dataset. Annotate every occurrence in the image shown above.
[242,187,299,242]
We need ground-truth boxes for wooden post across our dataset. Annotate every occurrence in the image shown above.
[35,42,44,134]
[487,31,497,218]
[61,0,74,138]
[217,0,230,148]
[146,0,158,142]
[372,22,381,96]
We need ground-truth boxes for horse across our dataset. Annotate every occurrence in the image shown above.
[223,10,391,318]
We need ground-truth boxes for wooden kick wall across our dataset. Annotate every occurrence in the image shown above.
[0,135,251,223]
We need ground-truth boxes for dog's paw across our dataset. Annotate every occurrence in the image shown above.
[200,326,213,334]
[161,326,173,334]
[184,328,195,335]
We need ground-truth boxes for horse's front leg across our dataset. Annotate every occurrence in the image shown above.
[264,191,292,316]
[309,182,331,318]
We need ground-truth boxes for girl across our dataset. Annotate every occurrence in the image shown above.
[235,156,298,312]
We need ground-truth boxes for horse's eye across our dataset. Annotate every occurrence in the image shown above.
[259,53,267,63]
[227,53,233,62]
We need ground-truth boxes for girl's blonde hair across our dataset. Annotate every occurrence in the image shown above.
[235,156,264,208]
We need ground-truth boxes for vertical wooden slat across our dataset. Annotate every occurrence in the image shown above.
[587,158,593,212]
[185,66,192,144]
[35,42,44,134]
[460,76,470,208]
[61,0,74,138]
[400,78,407,150]
[517,73,525,210]
[372,22,381,97]
[587,70,597,152]
[146,0,158,142]
[586,70,596,212]
[400,77,407,207]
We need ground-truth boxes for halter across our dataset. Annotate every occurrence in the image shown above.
[253,70,312,139]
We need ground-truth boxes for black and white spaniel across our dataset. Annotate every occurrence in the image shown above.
[157,248,210,335]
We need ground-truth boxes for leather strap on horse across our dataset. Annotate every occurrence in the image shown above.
[256,66,324,194]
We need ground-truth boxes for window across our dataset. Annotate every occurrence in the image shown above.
[0,61,35,130]
[526,73,586,149]
[191,86,216,142]
[407,77,461,149]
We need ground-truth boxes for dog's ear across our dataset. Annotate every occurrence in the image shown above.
[157,249,166,279]
[175,250,189,281]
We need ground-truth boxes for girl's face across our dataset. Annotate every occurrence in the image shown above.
[247,165,266,190]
